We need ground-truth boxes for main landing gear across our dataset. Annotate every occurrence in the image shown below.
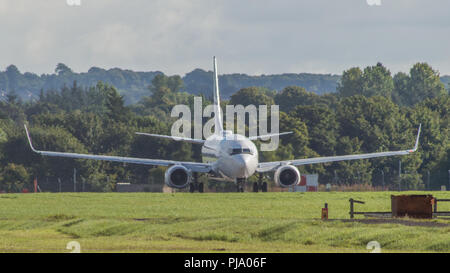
[237,174,268,193]
[252,173,268,192]
[189,173,204,193]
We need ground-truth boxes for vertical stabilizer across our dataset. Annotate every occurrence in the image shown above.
[213,56,224,135]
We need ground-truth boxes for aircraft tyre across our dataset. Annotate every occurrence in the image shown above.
[262,182,268,192]
[253,182,258,192]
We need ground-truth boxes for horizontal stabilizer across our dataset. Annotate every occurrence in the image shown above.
[248,132,292,141]
[135,132,205,144]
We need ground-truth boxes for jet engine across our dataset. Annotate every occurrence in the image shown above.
[164,165,192,189]
[274,165,300,187]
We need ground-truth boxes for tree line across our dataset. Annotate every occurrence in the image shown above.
[0,62,448,192]
[2,63,340,105]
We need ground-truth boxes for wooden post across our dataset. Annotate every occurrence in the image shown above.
[434,199,438,214]
[73,168,77,192]
[349,199,354,219]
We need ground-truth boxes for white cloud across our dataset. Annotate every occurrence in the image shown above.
[0,0,449,76]
[24,28,55,63]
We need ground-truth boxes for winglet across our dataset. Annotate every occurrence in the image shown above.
[24,124,37,153]
[411,123,421,152]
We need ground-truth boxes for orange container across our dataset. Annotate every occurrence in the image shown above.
[391,195,433,219]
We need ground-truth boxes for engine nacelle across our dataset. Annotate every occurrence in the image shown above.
[274,165,301,188]
[164,165,192,189]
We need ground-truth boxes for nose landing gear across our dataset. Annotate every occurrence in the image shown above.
[236,178,245,192]
[238,174,268,193]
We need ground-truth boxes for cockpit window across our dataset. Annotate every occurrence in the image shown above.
[230,148,253,155]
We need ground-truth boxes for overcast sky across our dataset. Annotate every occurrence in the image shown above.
[0,0,449,76]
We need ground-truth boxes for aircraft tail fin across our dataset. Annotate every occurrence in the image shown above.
[213,56,223,135]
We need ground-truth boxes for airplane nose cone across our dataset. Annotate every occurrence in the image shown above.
[232,154,257,178]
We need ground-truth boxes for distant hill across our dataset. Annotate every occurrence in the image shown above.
[0,64,340,104]
[0,64,162,104]
[0,63,448,104]
[441,75,450,89]
[183,69,340,99]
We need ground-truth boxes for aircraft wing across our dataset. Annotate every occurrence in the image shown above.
[24,125,212,173]
[257,124,421,173]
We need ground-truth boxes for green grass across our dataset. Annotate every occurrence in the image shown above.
[0,191,449,253]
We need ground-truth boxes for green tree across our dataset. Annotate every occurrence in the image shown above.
[274,86,323,112]
[332,136,372,185]
[408,106,447,177]
[55,63,73,75]
[338,63,393,98]
[337,67,363,97]
[230,87,275,107]
[361,63,394,98]
[0,163,30,192]
[150,74,184,96]
[392,72,410,105]
[104,84,130,121]
[290,104,337,156]
[393,63,446,106]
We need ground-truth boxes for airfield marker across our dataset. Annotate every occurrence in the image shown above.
[321,203,328,220]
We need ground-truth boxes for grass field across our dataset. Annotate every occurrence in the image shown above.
[0,191,449,253]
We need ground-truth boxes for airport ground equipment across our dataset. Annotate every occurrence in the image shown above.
[349,195,450,219]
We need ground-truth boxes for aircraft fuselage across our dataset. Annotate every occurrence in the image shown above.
[202,131,258,181]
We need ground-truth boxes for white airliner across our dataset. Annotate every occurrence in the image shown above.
[24,57,421,192]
